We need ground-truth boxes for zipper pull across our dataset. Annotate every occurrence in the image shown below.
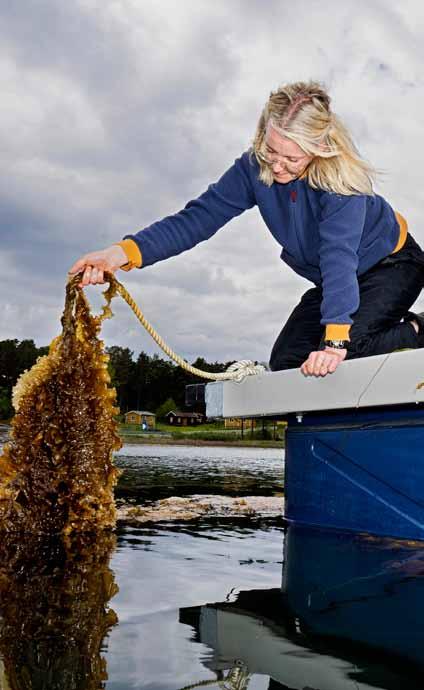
[290,190,297,203]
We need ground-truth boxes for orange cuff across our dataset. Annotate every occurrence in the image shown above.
[114,239,142,271]
[391,211,408,254]
[325,324,351,341]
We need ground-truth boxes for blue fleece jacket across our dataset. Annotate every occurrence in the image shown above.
[123,151,402,334]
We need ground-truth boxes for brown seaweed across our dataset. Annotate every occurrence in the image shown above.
[0,275,122,534]
[0,531,118,689]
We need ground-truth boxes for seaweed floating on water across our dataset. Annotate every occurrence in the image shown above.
[0,275,122,534]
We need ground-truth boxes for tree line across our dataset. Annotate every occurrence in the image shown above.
[105,345,231,414]
[0,339,232,419]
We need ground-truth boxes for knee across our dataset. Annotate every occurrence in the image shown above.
[269,340,289,371]
[268,350,281,371]
[269,354,283,372]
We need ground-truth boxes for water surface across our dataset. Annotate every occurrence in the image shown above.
[114,443,284,503]
[1,443,424,689]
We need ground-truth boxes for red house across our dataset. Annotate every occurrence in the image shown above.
[165,411,204,427]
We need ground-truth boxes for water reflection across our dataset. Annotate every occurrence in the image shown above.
[0,531,118,689]
[283,524,424,667]
[107,522,283,689]
[176,525,424,689]
[4,440,424,689]
[180,584,424,689]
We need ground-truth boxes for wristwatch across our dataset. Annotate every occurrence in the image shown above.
[324,339,348,350]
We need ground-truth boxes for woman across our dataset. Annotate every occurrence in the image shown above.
[69,80,424,378]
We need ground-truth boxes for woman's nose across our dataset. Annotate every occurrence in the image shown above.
[272,160,285,173]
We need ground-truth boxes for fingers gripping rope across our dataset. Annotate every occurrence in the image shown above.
[69,273,266,383]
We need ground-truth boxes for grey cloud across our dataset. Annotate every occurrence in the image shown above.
[0,0,423,362]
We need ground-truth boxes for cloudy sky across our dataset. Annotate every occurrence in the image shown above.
[1,0,423,364]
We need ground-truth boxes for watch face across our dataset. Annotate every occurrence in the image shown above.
[325,340,346,349]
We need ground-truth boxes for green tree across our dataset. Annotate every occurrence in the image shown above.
[0,340,19,390]
[144,355,176,411]
[0,387,13,420]
[191,357,228,374]
[106,346,135,411]
[0,340,49,419]
[16,339,39,374]
[155,397,177,420]
[130,351,151,410]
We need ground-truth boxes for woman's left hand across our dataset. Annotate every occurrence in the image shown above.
[301,347,347,377]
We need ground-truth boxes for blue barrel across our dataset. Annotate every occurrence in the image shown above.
[284,404,424,540]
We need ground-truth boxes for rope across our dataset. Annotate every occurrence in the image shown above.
[114,281,266,382]
[69,272,267,382]
[176,662,251,689]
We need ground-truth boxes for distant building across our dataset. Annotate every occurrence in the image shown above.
[124,410,156,429]
[165,411,204,426]
[224,417,257,429]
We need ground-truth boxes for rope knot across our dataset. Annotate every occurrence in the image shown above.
[225,360,267,382]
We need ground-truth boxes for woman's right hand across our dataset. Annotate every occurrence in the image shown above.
[68,245,128,286]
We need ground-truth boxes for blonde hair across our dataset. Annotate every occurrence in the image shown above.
[252,80,376,195]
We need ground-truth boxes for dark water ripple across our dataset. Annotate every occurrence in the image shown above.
[114,444,284,503]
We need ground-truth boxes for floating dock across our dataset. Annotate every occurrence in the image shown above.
[205,349,424,541]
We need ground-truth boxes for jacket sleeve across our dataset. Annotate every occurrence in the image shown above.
[318,192,367,340]
[123,152,257,268]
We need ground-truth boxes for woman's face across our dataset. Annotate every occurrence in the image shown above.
[264,122,314,184]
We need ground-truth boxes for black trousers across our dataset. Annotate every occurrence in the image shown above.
[269,233,424,371]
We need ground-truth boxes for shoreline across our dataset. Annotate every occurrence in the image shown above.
[0,425,284,450]
[120,435,284,449]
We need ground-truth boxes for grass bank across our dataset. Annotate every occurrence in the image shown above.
[120,435,284,449]
[119,421,286,449]
[0,421,285,449]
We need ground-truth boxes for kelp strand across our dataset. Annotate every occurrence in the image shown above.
[0,274,122,534]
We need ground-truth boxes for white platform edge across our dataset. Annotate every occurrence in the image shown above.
[205,349,424,418]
